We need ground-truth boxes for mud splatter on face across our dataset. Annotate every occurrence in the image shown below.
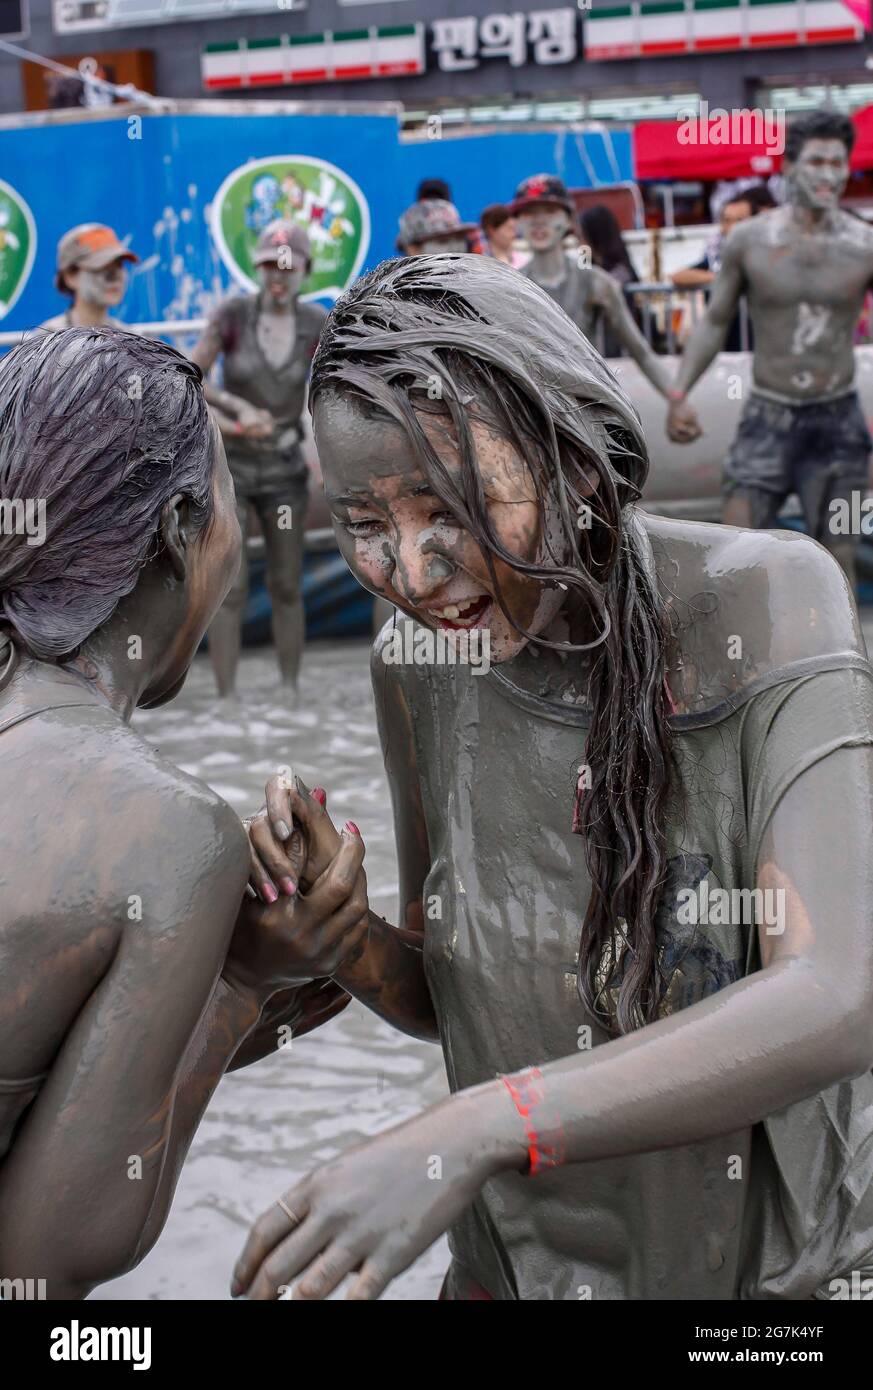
[785,137,849,212]
[316,393,567,663]
[516,206,570,254]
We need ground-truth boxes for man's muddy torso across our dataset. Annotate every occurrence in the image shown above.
[741,206,873,402]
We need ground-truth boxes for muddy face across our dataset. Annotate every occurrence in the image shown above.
[67,260,128,308]
[785,137,849,211]
[516,204,571,253]
[314,391,566,663]
[488,216,517,254]
[257,262,305,309]
[421,234,469,254]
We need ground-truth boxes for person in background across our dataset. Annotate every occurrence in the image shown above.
[417,178,452,203]
[671,188,776,351]
[580,204,640,288]
[397,199,479,256]
[480,204,528,268]
[39,224,138,331]
[744,185,779,215]
[579,203,642,356]
[191,221,325,702]
[514,174,696,434]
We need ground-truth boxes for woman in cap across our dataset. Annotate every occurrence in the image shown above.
[39,223,138,331]
[191,220,325,700]
[397,199,480,256]
[234,254,873,1302]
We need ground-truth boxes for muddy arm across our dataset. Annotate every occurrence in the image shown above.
[0,797,259,1298]
[190,316,252,425]
[673,235,747,397]
[327,642,438,1042]
[596,271,672,398]
[228,979,352,1071]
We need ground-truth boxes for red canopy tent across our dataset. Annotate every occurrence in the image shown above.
[633,105,873,181]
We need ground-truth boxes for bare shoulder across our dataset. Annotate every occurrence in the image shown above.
[835,209,873,252]
[641,512,865,715]
[585,263,623,304]
[17,704,247,893]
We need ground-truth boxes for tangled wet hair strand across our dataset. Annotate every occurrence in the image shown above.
[311,255,674,1034]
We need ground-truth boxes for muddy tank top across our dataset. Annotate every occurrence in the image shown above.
[211,293,326,473]
[383,618,873,1300]
[522,259,602,343]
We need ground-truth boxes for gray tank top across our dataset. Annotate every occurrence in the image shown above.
[213,294,326,468]
[523,260,601,342]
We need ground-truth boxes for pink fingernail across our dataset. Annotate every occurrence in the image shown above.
[345,821,360,837]
[281,877,297,897]
[262,883,278,904]
[311,787,327,806]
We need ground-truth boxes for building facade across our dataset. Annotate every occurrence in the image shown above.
[1,0,872,119]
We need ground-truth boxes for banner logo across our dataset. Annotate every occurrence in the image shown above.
[210,155,370,302]
[0,179,36,320]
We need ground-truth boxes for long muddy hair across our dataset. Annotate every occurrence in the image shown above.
[0,327,214,680]
[311,254,674,1034]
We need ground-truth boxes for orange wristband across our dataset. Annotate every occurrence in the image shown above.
[500,1066,565,1176]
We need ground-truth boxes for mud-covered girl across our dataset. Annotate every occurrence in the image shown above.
[237,255,873,1301]
[0,328,366,1298]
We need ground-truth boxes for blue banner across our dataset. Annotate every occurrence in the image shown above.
[0,109,634,331]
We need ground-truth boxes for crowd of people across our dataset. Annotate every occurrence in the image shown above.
[34,173,674,701]
[2,104,873,1304]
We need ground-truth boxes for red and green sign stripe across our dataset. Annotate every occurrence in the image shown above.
[202,26,424,89]
[584,0,862,59]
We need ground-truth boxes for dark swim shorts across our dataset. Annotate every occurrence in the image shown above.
[225,444,308,505]
[723,391,873,540]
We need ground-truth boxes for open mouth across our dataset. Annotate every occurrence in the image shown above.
[427,595,492,630]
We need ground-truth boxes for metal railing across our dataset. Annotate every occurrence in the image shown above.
[0,318,207,349]
[0,292,753,358]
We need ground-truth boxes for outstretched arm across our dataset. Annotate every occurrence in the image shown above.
[594,270,673,399]
[673,233,747,397]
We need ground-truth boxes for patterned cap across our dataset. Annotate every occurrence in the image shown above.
[511,174,574,216]
[397,199,477,250]
[253,220,312,267]
[56,223,138,273]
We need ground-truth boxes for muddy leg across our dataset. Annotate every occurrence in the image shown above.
[260,491,307,691]
[722,486,782,532]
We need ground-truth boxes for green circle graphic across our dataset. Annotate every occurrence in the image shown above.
[0,179,36,319]
[213,156,369,300]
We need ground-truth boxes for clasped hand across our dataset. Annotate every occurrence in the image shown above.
[225,772,369,996]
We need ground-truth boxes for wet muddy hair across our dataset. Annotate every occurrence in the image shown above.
[785,108,855,163]
[311,254,673,1035]
[0,326,214,676]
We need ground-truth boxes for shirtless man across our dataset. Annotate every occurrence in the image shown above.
[512,174,697,440]
[39,223,137,331]
[667,109,873,586]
